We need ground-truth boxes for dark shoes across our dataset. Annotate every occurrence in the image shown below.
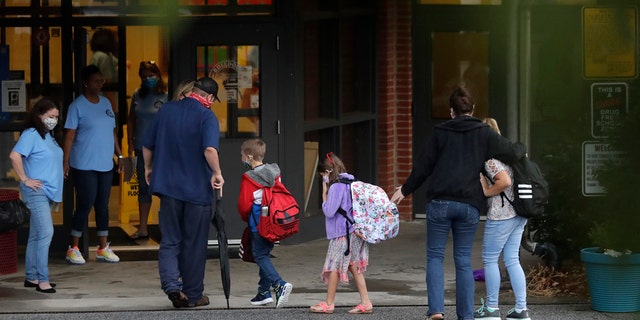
[35,286,56,294]
[168,291,210,308]
[168,291,190,308]
[25,280,57,293]
[190,295,210,307]
[24,280,56,288]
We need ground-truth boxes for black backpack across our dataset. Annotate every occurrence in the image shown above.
[499,149,549,218]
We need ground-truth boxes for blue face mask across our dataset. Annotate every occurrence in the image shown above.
[243,160,251,169]
[142,76,158,89]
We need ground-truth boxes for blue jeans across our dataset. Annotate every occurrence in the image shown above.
[157,196,211,303]
[20,186,54,283]
[252,232,283,292]
[482,216,528,310]
[70,168,112,237]
[426,199,479,320]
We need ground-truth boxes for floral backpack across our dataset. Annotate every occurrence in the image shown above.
[337,178,400,249]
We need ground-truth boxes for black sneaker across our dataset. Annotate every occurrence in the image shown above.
[250,290,274,306]
[506,308,530,320]
[274,281,293,308]
[473,298,501,320]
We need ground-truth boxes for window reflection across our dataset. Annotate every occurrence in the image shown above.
[431,32,489,119]
[197,45,260,137]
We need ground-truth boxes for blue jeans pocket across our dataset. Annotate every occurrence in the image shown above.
[428,200,448,222]
[464,204,480,225]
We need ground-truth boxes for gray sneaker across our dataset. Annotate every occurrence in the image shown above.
[474,298,501,320]
[506,308,530,320]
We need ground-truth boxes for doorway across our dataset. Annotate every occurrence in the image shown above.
[412,5,509,216]
[171,23,279,242]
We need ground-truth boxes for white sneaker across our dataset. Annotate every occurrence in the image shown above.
[66,246,86,265]
[96,242,120,263]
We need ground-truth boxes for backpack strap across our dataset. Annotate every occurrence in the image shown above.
[500,191,515,206]
[484,171,513,209]
[337,208,352,256]
[334,177,356,256]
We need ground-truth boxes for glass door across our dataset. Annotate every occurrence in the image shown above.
[171,24,278,241]
[413,5,508,216]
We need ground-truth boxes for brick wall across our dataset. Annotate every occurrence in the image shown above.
[377,0,414,220]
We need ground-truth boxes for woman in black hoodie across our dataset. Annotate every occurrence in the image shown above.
[390,87,523,320]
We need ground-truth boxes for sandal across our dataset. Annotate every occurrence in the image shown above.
[310,301,334,314]
[129,231,149,240]
[348,303,373,314]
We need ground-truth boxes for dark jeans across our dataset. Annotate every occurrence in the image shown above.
[251,232,283,292]
[157,195,211,303]
[70,168,113,237]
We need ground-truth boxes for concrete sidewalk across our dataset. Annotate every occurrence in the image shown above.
[0,220,589,314]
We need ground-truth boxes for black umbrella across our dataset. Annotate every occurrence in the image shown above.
[211,188,230,309]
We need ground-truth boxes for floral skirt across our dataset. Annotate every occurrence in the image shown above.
[320,234,369,284]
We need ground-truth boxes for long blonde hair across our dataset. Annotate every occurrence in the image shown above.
[483,117,501,135]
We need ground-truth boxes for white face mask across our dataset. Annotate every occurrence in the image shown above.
[43,117,58,131]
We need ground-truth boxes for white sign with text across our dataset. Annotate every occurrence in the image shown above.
[1,80,26,112]
[582,141,625,196]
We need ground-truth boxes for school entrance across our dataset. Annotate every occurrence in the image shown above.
[171,23,282,245]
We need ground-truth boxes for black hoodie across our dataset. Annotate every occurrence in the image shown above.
[400,116,524,215]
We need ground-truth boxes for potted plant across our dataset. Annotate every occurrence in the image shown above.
[580,109,640,313]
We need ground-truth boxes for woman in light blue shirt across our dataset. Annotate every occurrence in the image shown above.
[63,64,124,265]
[9,98,63,293]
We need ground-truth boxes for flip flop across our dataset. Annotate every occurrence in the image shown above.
[129,231,149,240]
[310,301,334,314]
[348,303,373,314]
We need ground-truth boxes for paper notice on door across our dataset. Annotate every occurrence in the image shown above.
[238,65,252,89]
[2,80,26,112]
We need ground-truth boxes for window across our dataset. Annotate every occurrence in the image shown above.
[431,32,489,119]
[197,45,260,137]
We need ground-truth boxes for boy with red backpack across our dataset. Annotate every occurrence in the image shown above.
[237,138,293,308]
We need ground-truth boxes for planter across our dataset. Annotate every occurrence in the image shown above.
[580,247,640,312]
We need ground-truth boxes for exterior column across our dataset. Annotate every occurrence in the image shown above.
[377,0,413,220]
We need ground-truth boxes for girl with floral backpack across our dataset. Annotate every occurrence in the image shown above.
[309,152,373,314]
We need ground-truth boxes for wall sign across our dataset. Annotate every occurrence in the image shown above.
[591,82,627,138]
[1,80,26,112]
[583,7,637,78]
[582,141,624,196]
